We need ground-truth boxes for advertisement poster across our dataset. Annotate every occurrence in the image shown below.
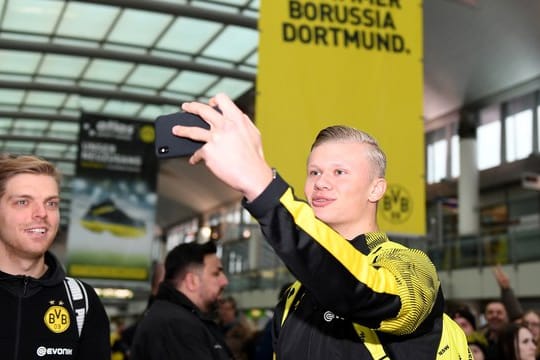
[256,0,425,236]
[65,113,156,281]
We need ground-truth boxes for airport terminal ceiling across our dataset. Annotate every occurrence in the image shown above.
[1,0,540,230]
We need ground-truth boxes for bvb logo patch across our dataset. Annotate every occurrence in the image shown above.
[44,303,71,333]
[381,184,413,224]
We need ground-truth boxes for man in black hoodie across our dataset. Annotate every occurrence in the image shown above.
[0,154,110,359]
[130,241,232,360]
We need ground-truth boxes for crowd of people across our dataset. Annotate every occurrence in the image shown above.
[449,265,540,359]
[2,93,539,360]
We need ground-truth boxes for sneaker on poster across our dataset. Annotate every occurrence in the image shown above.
[80,198,146,238]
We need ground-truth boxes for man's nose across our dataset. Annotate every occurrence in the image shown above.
[32,203,47,218]
[314,173,331,190]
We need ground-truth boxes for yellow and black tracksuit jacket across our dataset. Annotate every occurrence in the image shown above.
[243,174,470,359]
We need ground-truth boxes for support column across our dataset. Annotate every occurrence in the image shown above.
[458,110,480,236]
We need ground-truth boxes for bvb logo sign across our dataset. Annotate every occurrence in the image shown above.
[381,184,413,224]
[44,304,71,333]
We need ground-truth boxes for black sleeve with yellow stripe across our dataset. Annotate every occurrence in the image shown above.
[244,173,440,336]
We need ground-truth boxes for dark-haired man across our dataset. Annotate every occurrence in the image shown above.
[130,241,232,360]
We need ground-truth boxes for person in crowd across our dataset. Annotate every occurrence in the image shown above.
[130,241,232,360]
[498,322,537,360]
[451,305,478,335]
[493,264,524,322]
[467,331,489,360]
[171,93,470,359]
[481,300,510,360]
[521,309,540,359]
[217,295,255,360]
[0,154,111,359]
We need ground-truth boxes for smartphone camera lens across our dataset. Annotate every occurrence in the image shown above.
[158,146,169,154]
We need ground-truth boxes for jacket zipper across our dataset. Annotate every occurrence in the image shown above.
[14,277,29,360]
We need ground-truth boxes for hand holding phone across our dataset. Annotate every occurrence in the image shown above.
[154,110,210,158]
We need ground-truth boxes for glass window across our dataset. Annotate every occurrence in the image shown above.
[477,105,501,170]
[451,134,460,178]
[426,128,447,184]
[506,109,533,161]
[537,105,540,152]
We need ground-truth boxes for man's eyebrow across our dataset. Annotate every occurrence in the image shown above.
[7,194,60,201]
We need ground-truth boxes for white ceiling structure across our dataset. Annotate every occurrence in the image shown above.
[1,0,540,231]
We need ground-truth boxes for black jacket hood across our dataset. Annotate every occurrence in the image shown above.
[0,251,66,297]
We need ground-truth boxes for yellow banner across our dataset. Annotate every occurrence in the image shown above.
[256,0,425,235]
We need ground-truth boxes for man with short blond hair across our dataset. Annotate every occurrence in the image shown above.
[0,154,110,359]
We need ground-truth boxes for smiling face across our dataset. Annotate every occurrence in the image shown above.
[304,140,386,238]
[0,173,60,266]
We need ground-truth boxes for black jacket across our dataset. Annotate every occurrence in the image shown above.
[0,251,110,359]
[130,282,233,360]
[244,174,458,359]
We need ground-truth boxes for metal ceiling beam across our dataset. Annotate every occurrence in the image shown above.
[0,134,76,145]
[0,111,79,122]
[0,79,183,107]
[0,38,256,81]
[75,0,258,29]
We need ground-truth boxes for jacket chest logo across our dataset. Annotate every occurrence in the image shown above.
[44,301,71,333]
[323,311,344,322]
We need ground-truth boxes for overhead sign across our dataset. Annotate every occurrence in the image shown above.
[256,0,425,235]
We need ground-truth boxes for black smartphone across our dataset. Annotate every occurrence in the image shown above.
[154,111,210,158]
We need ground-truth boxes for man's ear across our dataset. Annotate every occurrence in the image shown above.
[184,271,200,292]
[368,178,387,202]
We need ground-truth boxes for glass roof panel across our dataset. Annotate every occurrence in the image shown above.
[245,52,258,67]
[167,71,218,94]
[66,144,78,158]
[109,9,172,47]
[60,109,80,117]
[102,100,143,116]
[34,77,77,86]
[0,73,33,82]
[13,128,44,137]
[4,141,35,152]
[57,2,119,40]
[204,25,258,62]
[4,0,63,34]
[50,121,79,133]
[120,85,158,98]
[0,118,14,132]
[206,78,253,99]
[157,17,222,53]
[52,37,100,48]
[139,104,178,120]
[64,95,81,109]
[84,59,134,83]
[0,89,26,104]
[0,50,41,73]
[13,119,48,131]
[79,97,106,112]
[39,54,88,78]
[126,65,177,88]
[36,142,69,153]
[25,91,67,108]
[55,161,75,176]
